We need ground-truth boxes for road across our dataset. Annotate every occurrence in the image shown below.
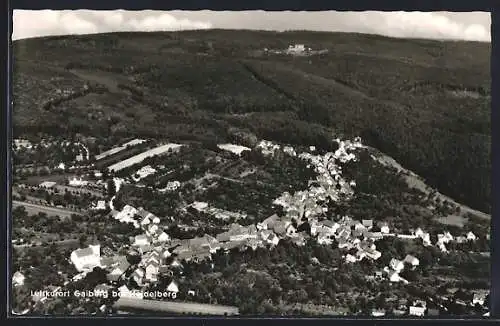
[12,201,82,217]
[113,297,239,315]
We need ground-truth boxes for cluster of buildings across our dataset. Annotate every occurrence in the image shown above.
[436,231,478,252]
[32,135,488,315]
[256,140,281,157]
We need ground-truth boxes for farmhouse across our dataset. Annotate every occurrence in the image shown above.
[70,245,101,272]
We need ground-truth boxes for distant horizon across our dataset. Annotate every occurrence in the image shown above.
[12,10,491,42]
[12,28,492,44]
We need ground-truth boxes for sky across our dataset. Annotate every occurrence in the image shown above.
[12,10,491,42]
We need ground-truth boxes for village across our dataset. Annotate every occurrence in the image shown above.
[11,135,490,317]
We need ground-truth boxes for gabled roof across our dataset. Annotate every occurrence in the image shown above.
[362,219,373,227]
[133,268,145,277]
[136,208,150,219]
[146,260,160,268]
[135,234,149,242]
[261,214,280,227]
[74,247,96,258]
[321,220,337,228]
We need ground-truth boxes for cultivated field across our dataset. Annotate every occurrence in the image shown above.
[12,201,82,218]
[95,139,147,160]
[107,143,183,172]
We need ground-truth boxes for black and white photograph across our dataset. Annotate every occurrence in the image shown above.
[10,10,491,317]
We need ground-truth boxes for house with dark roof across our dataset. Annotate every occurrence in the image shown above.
[132,268,145,286]
[106,257,130,283]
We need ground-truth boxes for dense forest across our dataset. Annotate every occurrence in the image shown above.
[12,30,491,213]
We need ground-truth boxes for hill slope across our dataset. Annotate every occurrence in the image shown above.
[12,30,491,213]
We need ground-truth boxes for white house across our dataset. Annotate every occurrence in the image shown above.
[286,224,297,236]
[371,310,386,317]
[439,232,454,243]
[134,234,150,246]
[345,254,357,263]
[140,216,151,226]
[354,222,366,232]
[132,268,145,285]
[152,217,161,224]
[115,205,138,225]
[388,271,409,284]
[192,201,209,212]
[409,306,426,317]
[472,292,487,306]
[380,223,390,234]
[404,254,420,267]
[145,263,159,283]
[162,250,172,259]
[309,220,320,236]
[365,249,382,260]
[148,224,159,235]
[466,232,477,241]
[171,259,182,268]
[317,232,333,245]
[12,271,25,287]
[390,258,405,272]
[388,271,401,283]
[167,281,179,293]
[362,219,373,229]
[157,232,170,243]
[92,200,107,211]
[70,245,101,272]
[166,181,181,191]
[269,234,280,247]
[422,233,432,246]
[414,228,424,238]
[283,146,297,157]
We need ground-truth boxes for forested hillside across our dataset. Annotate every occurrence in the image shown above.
[12,29,491,213]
